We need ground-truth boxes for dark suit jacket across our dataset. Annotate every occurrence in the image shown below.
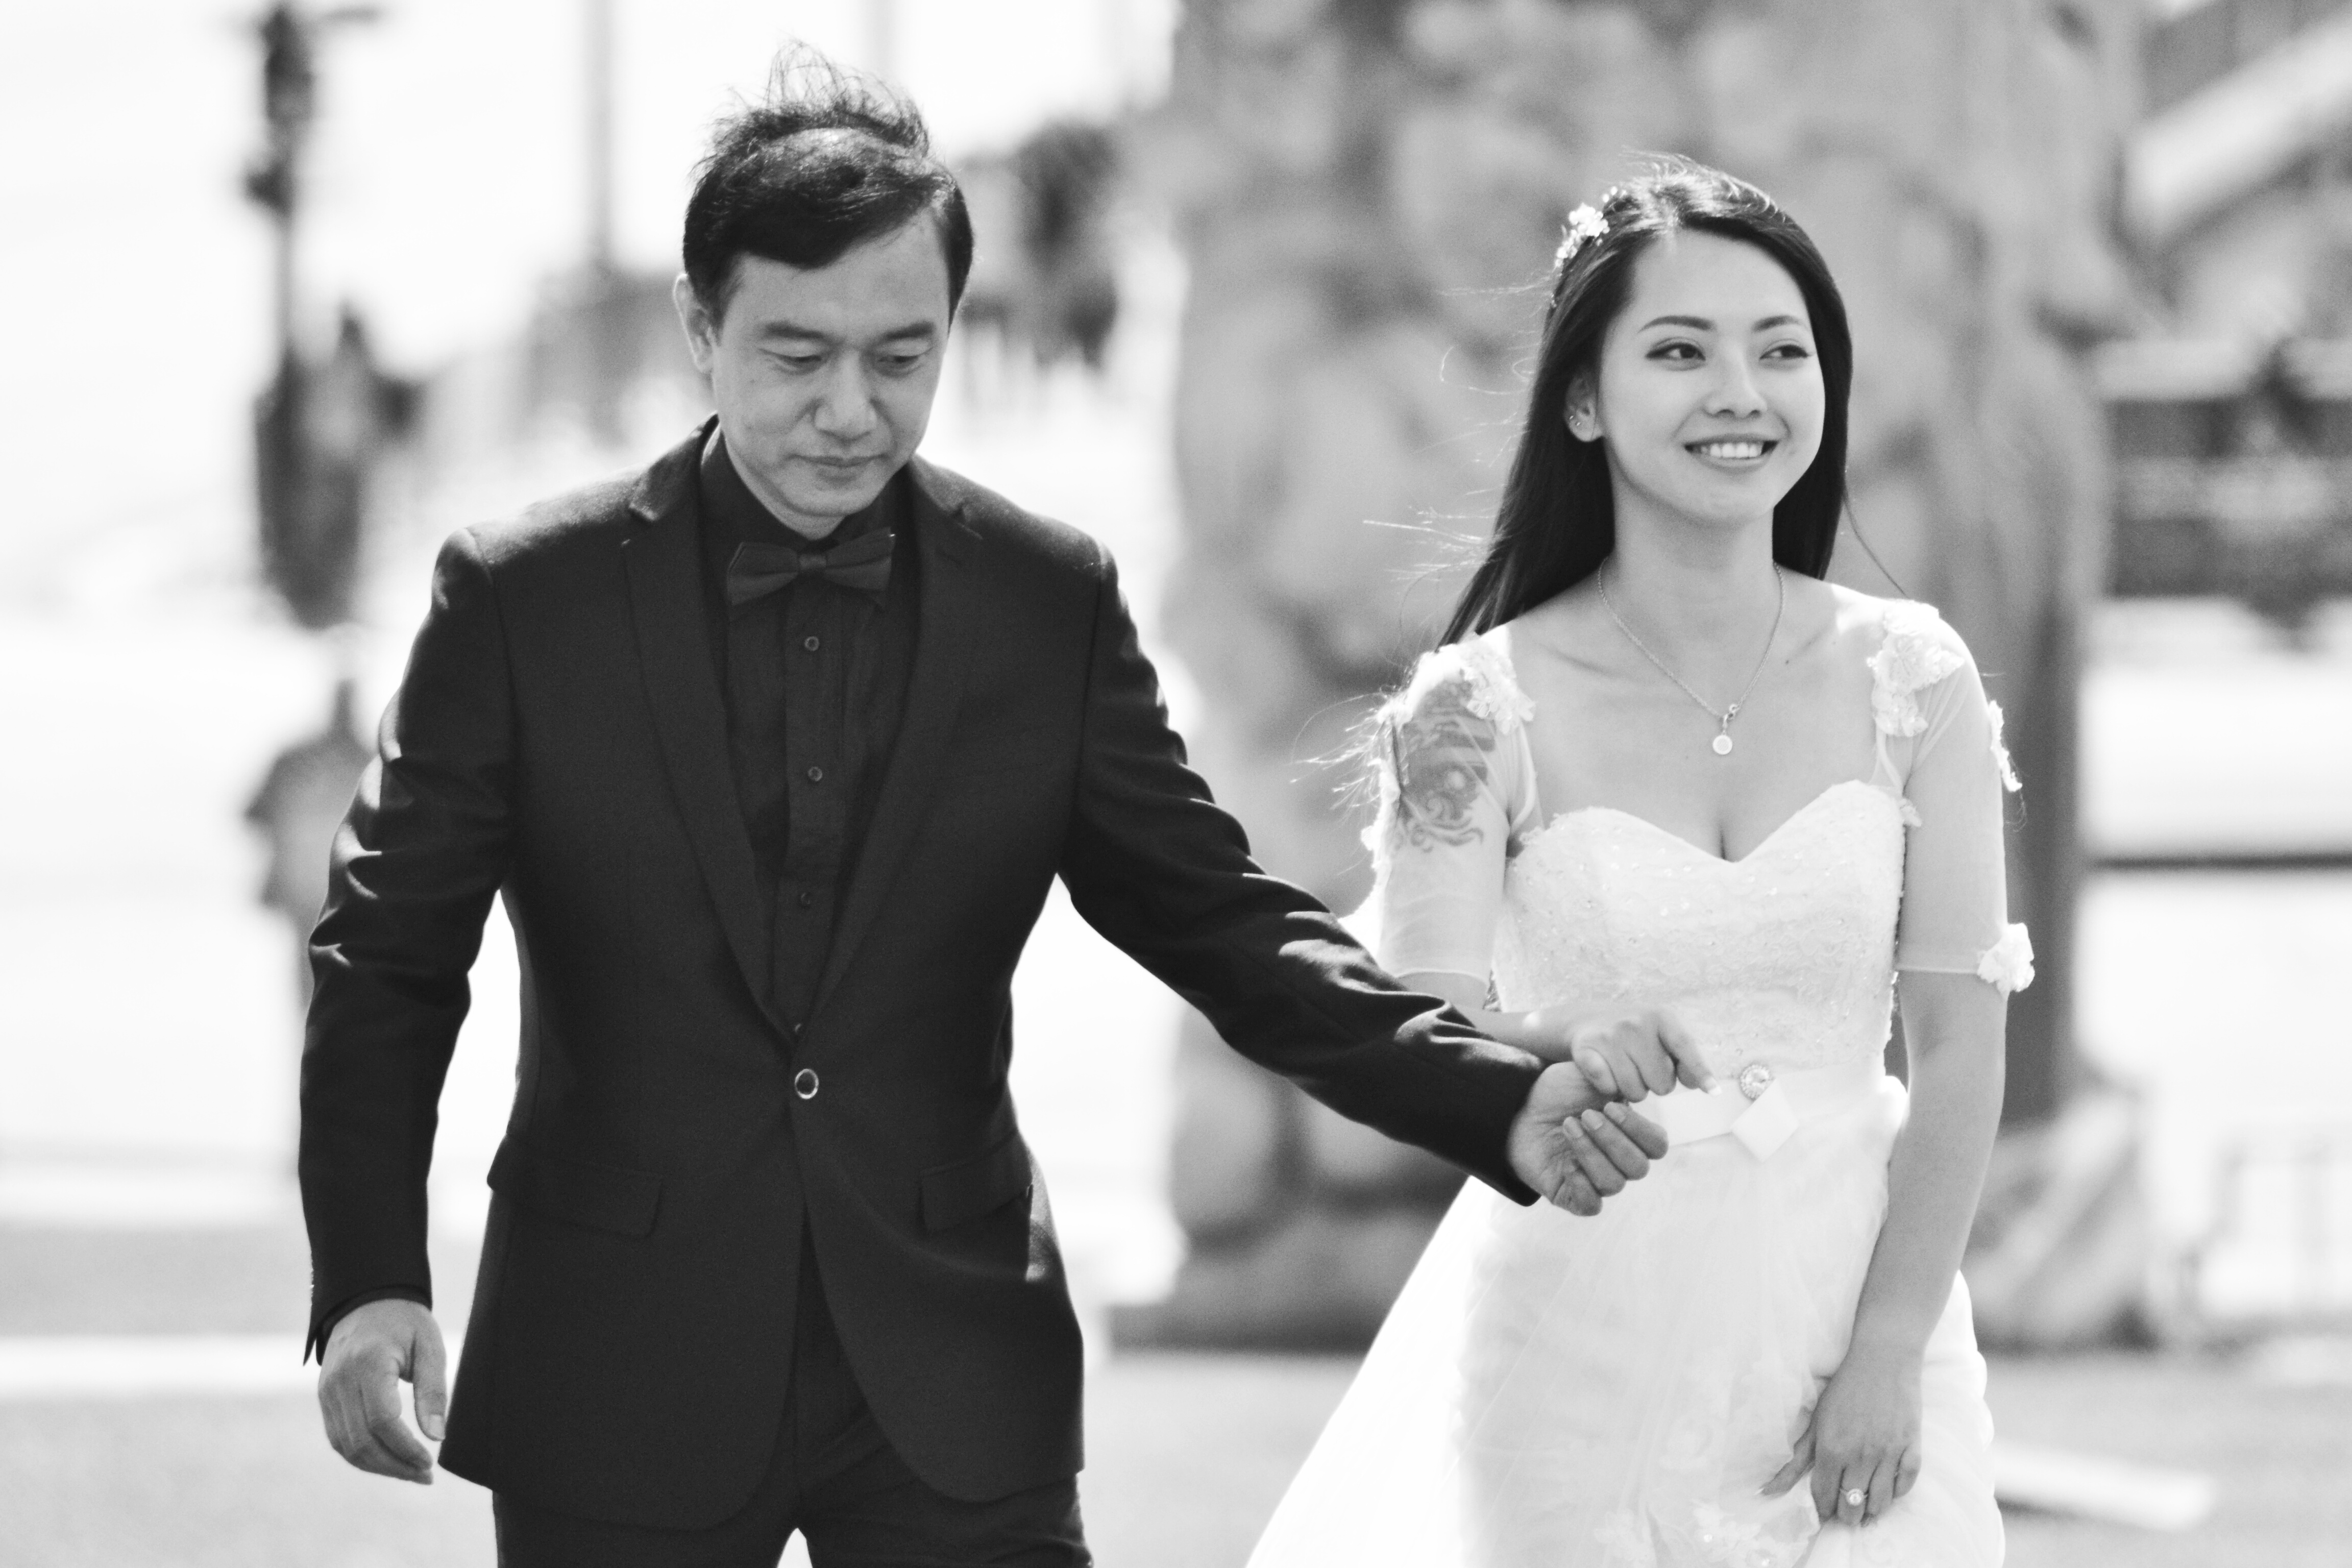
[298,427,1544,1529]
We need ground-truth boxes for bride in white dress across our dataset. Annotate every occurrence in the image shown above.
[1251,164,2031,1567]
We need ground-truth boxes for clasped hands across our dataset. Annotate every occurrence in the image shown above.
[1505,1006,1713,1216]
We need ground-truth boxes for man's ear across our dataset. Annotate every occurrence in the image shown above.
[673,274,718,375]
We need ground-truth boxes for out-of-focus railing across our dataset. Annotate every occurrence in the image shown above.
[2182,1127,2352,1330]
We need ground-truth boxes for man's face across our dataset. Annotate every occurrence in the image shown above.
[675,218,952,538]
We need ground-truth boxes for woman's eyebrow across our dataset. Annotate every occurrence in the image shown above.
[1636,313,1808,332]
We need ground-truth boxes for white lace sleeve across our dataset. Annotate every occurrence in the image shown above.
[1872,603,2033,994]
[1361,632,1539,985]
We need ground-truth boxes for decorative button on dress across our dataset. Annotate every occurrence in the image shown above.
[1250,600,2027,1568]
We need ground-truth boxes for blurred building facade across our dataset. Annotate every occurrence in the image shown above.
[2109,0,2352,635]
[1131,0,2142,1345]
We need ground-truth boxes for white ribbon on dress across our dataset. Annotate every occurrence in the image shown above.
[1646,1058,1888,1160]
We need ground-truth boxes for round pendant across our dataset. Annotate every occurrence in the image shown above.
[1711,733,1734,756]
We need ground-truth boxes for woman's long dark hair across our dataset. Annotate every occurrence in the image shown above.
[1441,159,1854,646]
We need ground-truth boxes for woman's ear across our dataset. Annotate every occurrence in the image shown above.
[1562,376,1602,443]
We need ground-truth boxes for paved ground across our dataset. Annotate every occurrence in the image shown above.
[3,1303,2348,1567]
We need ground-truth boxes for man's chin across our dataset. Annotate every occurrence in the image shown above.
[779,471,890,530]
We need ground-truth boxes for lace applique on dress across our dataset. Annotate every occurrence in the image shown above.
[1978,922,2035,995]
[1985,699,2022,793]
[1867,602,1966,826]
[1394,636,1534,734]
[1867,601,1967,740]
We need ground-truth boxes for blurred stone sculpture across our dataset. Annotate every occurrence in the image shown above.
[1130,0,2139,1345]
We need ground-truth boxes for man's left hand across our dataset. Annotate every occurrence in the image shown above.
[1506,1062,1670,1214]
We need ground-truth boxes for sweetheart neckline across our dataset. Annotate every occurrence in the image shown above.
[1518,777,1893,868]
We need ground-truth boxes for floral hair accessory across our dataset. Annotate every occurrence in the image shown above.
[1554,203,1609,271]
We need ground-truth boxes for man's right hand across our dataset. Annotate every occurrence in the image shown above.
[318,1297,447,1484]
[1507,1062,1671,1215]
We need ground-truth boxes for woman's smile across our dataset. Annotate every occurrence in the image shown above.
[1685,436,1777,469]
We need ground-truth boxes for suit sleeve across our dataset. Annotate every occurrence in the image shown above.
[299,528,516,1356]
[1056,550,1544,1202]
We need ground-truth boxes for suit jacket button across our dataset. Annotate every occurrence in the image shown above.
[794,1068,820,1100]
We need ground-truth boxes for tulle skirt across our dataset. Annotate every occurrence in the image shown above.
[1247,1077,2000,1567]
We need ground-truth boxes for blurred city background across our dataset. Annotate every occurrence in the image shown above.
[3,0,2350,1562]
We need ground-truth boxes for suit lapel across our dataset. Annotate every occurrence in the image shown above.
[621,425,782,1032]
[811,458,979,1019]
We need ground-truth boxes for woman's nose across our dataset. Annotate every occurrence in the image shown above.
[1705,356,1766,418]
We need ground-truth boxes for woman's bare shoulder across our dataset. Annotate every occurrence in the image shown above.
[1497,583,1613,672]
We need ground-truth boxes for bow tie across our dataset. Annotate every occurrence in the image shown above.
[725,530,895,608]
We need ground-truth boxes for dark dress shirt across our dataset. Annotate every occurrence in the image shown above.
[695,429,919,1027]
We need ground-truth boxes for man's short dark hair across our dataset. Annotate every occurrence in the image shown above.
[683,51,974,319]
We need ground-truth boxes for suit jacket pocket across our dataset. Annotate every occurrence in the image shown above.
[488,1143,663,1238]
[919,1135,1033,1232]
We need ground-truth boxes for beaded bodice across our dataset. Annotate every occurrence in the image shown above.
[1493,781,1906,1077]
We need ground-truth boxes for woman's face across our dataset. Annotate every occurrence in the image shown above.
[1573,229,1825,538]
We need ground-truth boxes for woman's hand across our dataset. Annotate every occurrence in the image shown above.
[1761,1339,1923,1529]
[1541,1007,1714,1101]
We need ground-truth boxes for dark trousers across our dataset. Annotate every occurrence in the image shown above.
[492,1243,1091,1568]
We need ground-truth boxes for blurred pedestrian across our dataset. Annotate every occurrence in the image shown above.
[245,675,371,1012]
[297,48,1658,1568]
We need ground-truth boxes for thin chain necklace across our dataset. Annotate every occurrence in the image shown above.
[1598,567,1786,756]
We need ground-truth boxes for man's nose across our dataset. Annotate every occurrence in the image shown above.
[811,360,879,439]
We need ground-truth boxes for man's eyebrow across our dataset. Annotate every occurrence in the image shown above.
[754,320,940,342]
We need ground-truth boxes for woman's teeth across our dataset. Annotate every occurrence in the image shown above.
[1691,439,1769,460]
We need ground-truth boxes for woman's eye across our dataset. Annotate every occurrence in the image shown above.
[1764,342,1812,361]
[1648,340,1701,362]
[774,354,823,372]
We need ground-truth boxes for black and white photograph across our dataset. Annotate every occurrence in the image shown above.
[3,1,2351,1563]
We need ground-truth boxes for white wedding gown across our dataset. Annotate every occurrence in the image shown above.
[1250,600,2031,1568]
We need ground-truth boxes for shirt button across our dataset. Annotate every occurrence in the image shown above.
[802,635,820,652]
[795,1068,820,1100]
[796,890,814,909]
[805,765,824,783]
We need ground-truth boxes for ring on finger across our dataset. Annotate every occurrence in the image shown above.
[1842,1486,1866,1512]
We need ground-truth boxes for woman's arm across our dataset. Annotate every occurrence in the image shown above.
[1403,971,1712,1097]
[1855,973,2006,1357]
[1768,607,2020,1528]
[1765,972,2003,1525]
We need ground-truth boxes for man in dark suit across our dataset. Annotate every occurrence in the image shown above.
[302,58,1663,1566]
